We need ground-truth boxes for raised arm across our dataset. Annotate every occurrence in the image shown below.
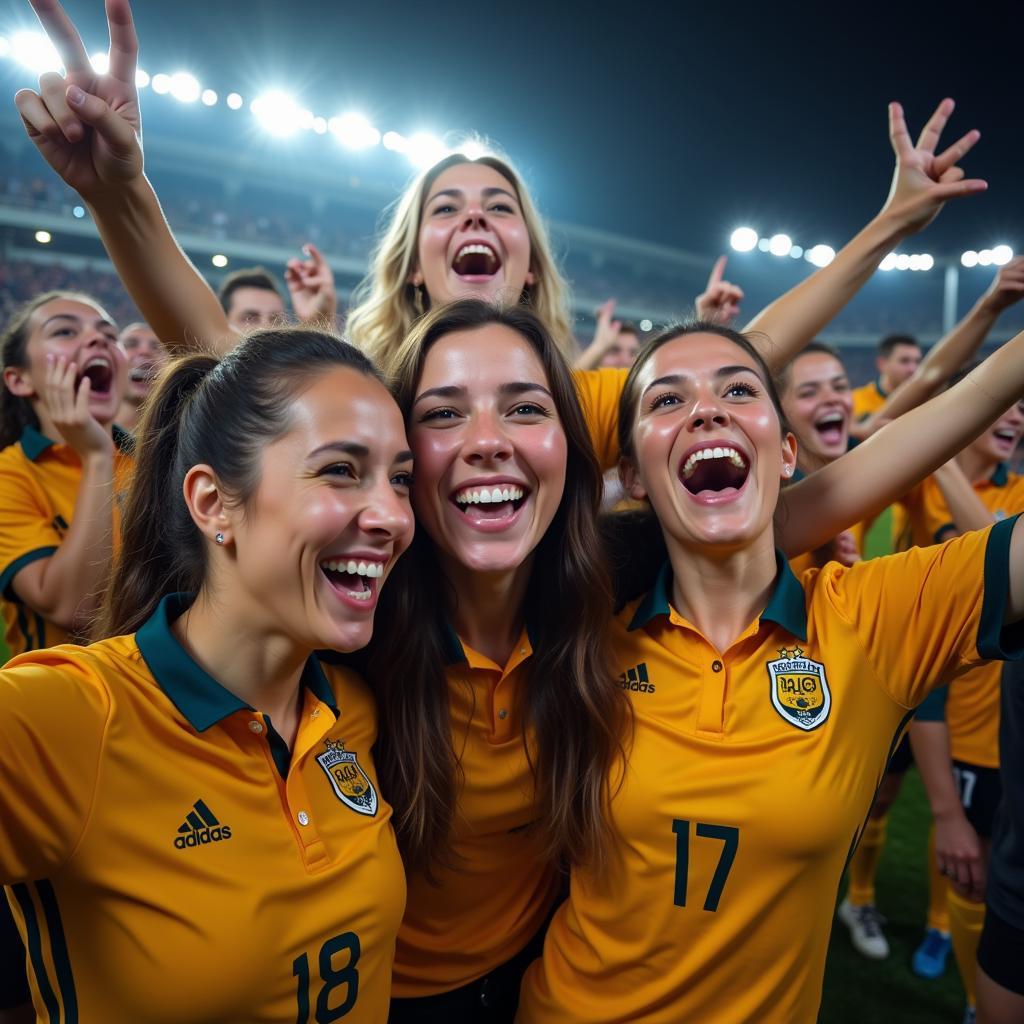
[575,300,622,371]
[931,460,994,535]
[860,257,1024,431]
[746,99,986,375]
[15,0,235,354]
[777,328,1024,555]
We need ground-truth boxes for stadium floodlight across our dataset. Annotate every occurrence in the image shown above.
[806,244,836,268]
[312,117,327,135]
[406,132,448,169]
[151,73,170,95]
[298,108,315,132]
[11,30,61,73]
[458,139,490,160]
[640,319,653,332]
[878,252,898,271]
[757,238,771,252]
[329,112,381,150]
[908,254,923,271]
[729,227,758,253]
[72,205,85,218]
[90,51,108,74]
[135,68,150,88]
[226,92,243,111]
[382,131,407,153]
[895,254,911,270]
[789,245,803,259]
[992,245,1014,267]
[768,233,792,257]
[978,249,994,267]
[34,230,51,244]
[961,250,979,268]
[211,254,228,268]
[920,254,935,272]
[169,72,200,103]
[0,36,10,58]
[201,89,217,107]
[251,91,302,137]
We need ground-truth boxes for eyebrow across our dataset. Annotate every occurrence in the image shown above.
[425,186,518,205]
[309,441,414,464]
[41,313,116,331]
[413,381,553,404]
[643,365,765,396]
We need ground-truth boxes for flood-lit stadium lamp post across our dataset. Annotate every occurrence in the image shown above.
[728,227,1015,334]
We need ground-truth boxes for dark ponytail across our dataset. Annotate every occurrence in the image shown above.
[0,290,101,450]
[97,327,383,638]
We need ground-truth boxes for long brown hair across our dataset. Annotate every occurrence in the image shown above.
[367,299,626,876]
[97,328,383,638]
[0,290,105,450]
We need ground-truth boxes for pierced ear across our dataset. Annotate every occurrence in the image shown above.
[619,456,648,501]
[3,365,35,399]
[780,431,799,481]
[183,464,233,547]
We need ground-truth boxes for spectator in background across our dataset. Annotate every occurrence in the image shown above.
[852,333,923,421]
[115,321,167,430]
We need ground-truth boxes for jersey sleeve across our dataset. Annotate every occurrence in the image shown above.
[0,651,110,882]
[0,462,60,599]
[573,368,629,472]
[821,516,1024,708]
[914,685,948,722]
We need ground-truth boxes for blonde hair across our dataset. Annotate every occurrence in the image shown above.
[346,152,576,370]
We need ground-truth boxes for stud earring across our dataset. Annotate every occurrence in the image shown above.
[215,532,225,545]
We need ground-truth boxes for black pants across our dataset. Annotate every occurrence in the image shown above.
[0,898,29,1010]
[388,921,547,1024]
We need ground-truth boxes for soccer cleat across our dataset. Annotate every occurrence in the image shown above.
[962,1006,976,1024]
[911,928,952,979]
[837,899,890,960]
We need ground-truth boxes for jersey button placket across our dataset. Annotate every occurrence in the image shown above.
[696,648,728,737]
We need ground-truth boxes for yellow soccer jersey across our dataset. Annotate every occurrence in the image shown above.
[0,426,133,658]
[852,378,888,422]
[788,518,867,578]
[0,594,404,1023]
[574,368,629,472]
[518,520,1020,1024]
[393,625,560,997]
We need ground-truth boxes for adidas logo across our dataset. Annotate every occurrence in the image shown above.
[619,662,655,694]
[173,799,233,850]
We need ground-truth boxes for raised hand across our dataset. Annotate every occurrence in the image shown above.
[41,353,114,458]
[285,244,338,326]
[14,0,142,199]
[880,98,986,237]
[695,256,744,326]
[980,255,1024,315]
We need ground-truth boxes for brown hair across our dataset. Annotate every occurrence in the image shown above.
[774,340,845,396]
[367,298,626,876]
[217,267,282,314]
[0,290,108,450]
[97,327,382,638]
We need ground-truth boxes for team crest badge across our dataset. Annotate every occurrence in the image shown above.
[767,647,831,731]
[316,738,378,816]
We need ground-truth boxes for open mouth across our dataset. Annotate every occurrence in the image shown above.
[993,428,1017,448]
[680,445,749,496]
[451,242,502,277]
[452,483,527,523]
[813,411,847,447]
[78,356,114,397]
[318,557,384,605]
[129,362,157,384]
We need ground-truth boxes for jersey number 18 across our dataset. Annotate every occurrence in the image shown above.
[293,931,360,1022]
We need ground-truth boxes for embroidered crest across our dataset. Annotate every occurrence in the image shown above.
[767,646,831,731]
[316,738,378,816]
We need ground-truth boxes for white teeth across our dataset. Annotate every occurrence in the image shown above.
[456,243,497,259]
[454,485,525,506]
[83,357,110,371]
[319,559,384,578]
[816,414,844,428]
[682,446,746,478]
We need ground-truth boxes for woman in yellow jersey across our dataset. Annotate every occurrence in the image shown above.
[0,329,414,1023]
[517,321,1024,1024]
[13,0,987,475]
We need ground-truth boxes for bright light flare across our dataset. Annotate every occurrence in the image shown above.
[895,254,911,270]
[72,205,85,218]
[961,250,979,268]
[978,249,994,267]
[329,112,381,150]
[11,30,61,73]
[226,92,243,111]
[768,233,792,257]
[34,230,51,244]
[135,68,150,88]
[406,132,448,169]
[919,254,935,271]
[729,227,758,253]
[211,254,228,268]
[312,116,327,135]
[458,139,490,160]
[992,245,1014,267]
[639,318,653,332]
[382,131,407,153]
[201,89,218,107]
[789,245,803,259]
[879,253,898,272]
[89,51,108,74]
[251,91,302,137]
[169,72,200,103]
[0,36,10,59]
[151,73,170,95]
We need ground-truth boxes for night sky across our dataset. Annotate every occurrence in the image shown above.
[1,0,1020,259]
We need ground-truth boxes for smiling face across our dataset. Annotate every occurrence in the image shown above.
[623,333,797,551]
[781,350,852,464]
[413,162,535,308]
[970,398,1024,466]
[4,297,126,426]
[408,324,567,578]
[218,367,415,653]
[877,341,922,390]
[119,323,169,402]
